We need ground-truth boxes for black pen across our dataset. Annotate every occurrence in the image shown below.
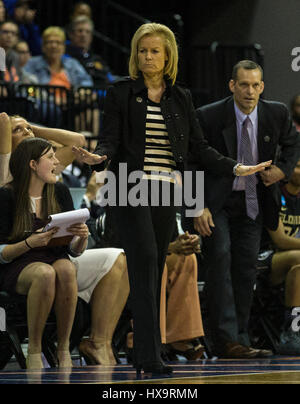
[24,231,43,234]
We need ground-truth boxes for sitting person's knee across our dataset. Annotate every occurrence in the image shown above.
[286,251,300,267]
[287,263,300,278]
[33,264,56,291]
[110,253,128,280]
[115,253,127,271]
[53,260,77,284]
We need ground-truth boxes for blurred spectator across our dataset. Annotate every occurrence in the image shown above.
[291,94,300,132]
[3,0,17,17]
[11,0,41,55]
[14,39,30,67]
[0,21,21,82]
[24,26,94,130]
[0,0,7,22]
[66,16,116,87]
[0,20,18,51]
[24,26,93,90]
[13,40,37,83]
[70,1,92,21]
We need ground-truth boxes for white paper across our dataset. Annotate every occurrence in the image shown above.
[43,208,90,238]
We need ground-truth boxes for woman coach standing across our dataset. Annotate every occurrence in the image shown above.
[73,23,271,375]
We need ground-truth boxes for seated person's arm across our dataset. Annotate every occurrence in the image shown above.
[0,113,12,155]
[0,185,62,262]
[0,241,31,263]
[0,228,60,263]
[0,114,12,185]
[64,221,89,257]
[268,218,300,250]
[31,125,86,169]
[69,234,88,256]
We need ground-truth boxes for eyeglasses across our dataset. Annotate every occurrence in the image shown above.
[74,29,93,35]
[1,30,18,36]
[44,40,64,46]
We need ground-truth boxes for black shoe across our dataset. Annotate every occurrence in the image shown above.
[135,361,173,376]
[217,342,258,359]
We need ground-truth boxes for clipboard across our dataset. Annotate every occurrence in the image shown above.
[43,208,90,247]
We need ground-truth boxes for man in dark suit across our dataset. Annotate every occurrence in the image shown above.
[195,60,300,358]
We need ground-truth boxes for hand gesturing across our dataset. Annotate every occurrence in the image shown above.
[72,146,107,166]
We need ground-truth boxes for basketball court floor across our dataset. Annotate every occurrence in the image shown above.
[1,356,300,384]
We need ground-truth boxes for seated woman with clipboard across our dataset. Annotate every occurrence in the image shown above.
[0,137,89,370]
[42,207,91,247]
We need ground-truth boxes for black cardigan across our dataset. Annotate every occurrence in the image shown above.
[0,182,74,245]
[93,76,237,178]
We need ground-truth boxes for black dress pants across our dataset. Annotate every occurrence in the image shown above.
[113,202,177,365]
[203,191,263,352]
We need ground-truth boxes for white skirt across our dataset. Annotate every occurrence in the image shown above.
[70,248,124,303]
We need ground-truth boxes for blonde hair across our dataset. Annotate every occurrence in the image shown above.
[42,26,66,43]
[129,23,178,86]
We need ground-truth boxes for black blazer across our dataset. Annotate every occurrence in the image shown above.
[196,96,300,230]
[93,76,237,178]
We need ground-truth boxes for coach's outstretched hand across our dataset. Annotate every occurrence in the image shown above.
[72,146,107,166]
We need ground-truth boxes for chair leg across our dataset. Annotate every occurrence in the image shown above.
[258,316,280,354]
[0,333,13,370]
[5,326,26,369]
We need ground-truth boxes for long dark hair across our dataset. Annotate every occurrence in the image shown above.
[8,137,61,241]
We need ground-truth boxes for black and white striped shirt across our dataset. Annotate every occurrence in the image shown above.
[143,99,176,182]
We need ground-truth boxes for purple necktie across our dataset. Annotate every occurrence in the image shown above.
[241,117,259,220]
